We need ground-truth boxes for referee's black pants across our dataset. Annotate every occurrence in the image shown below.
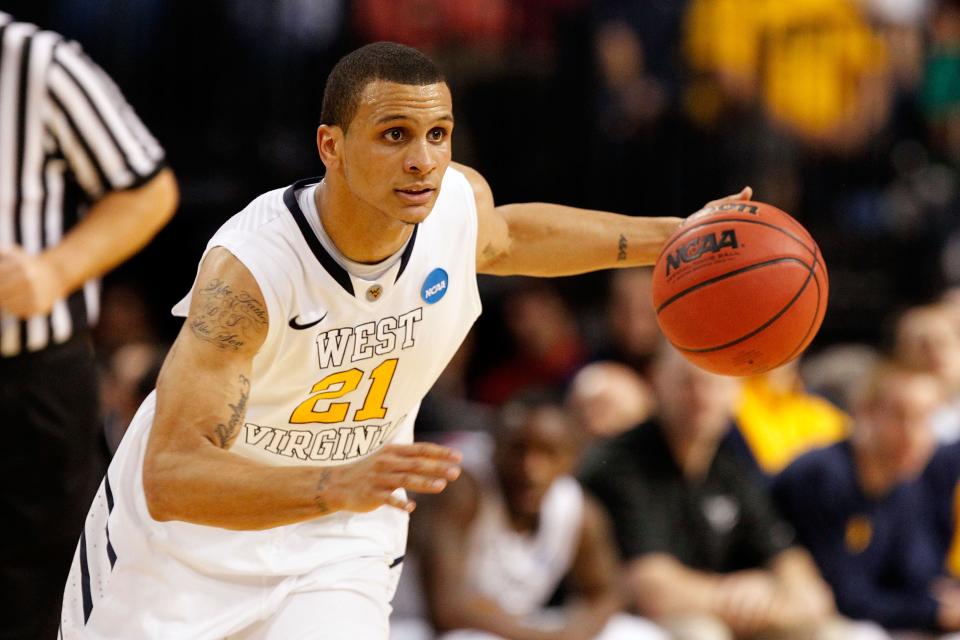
[0,337,104,640]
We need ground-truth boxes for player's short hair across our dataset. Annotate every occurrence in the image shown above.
[320,42,445,131]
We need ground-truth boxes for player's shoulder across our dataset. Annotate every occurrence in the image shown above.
[220,185,291,236]
[447,162,491,210]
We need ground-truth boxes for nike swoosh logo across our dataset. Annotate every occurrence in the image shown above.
[288,312,327,330]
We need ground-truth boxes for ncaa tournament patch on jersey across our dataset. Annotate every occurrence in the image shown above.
[421,268,448,304]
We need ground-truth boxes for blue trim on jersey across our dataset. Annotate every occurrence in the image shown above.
[283,178,354,296]
[282,177,420,296]
[395,224,418,283]
[104,474,117,568]
[79,528,93,622]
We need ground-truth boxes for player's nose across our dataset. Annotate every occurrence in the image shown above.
[404,139,437,175]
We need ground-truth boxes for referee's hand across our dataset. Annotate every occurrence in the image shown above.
[0,245,62,317]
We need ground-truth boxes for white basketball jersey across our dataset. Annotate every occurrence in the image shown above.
[464,475,585,617]
[61,168,481,638]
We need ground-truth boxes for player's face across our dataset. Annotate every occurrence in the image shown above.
[494,408,577,519]
[862,374,940,481]
[340,80,454,225]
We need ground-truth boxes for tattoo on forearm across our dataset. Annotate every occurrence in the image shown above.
[213,374,250,448]
[617,234,628,261]
[189,279,268,351]
[314,470,332,515]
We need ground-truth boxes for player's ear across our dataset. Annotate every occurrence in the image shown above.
[317,125,342,170]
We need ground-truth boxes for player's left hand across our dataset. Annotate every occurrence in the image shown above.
[0,245,64,317]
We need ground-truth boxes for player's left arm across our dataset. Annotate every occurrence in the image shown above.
[453,162,750,276]
[562,496,628,638]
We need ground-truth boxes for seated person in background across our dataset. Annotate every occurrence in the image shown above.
[567,360,655,441]
[923,440,960,581]
[597,268,662,379]
[579,345,869,640]
[729,359,849,478]
[773,362,960,636]
[415,397,666,640]
[471,283,588,406]
[894,303,960,443]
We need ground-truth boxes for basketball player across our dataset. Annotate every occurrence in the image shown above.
[61,42,749,639]
[416,397,667,640]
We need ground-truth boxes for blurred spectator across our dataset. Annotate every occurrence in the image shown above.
[580,346,853,640]
[471,282,587,405]
[414,399,666,640]
[893,304,960,443]
[922,440,960,582]
[353,0,511,54]
[589,0,714,217]
[731,360,850,477]
[417,331,495,435]
[99,341,165,451]
[596,267,661,378]
[800,344,882,412]
[684,0,892,156]
[922,0,960,166]
[773,362,954,635]
[567,361,655,440]
[93,281,160,359]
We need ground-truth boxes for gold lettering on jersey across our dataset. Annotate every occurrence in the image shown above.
[242,420,400,461]
[315,308,423,369]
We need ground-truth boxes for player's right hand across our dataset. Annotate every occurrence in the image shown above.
[317,443,462,515]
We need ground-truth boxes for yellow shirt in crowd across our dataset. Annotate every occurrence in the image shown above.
[736,374,850,475]
[684,0,888,137]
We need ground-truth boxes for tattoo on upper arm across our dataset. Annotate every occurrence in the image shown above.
[617,234,628,261]
[213,374,250,449]
[314,470,332,515]
[189,279,268,351]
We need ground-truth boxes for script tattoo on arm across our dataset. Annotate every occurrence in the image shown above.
[213,374,250,449]
[314,470,332,515]
[617,234,628,261]
[189,279,268,351]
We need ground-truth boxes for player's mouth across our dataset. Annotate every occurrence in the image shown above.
[395,185,435,205]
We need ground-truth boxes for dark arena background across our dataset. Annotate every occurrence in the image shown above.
[4,1,960,638]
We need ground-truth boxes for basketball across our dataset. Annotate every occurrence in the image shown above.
[651,200,828,377]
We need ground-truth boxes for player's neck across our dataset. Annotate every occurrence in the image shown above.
[315,178,414,264]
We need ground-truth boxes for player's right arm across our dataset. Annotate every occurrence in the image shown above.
[142,247,461,530]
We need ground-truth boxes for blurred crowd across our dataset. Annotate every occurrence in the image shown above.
[6,0,960,637]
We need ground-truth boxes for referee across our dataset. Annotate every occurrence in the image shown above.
[0,13,177,639]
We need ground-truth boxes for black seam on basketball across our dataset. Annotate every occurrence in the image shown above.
[673,257,817,354]
[656,257,806,315]
[655,217,816,263]
[776,256,825,368]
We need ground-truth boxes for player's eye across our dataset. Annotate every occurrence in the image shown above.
[428,127,447,142]
[383,128,404,142]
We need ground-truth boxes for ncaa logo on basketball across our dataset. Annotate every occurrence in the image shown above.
[665,229,739,276]
[421,268,449,304]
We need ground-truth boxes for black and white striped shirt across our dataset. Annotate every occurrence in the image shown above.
[0,12,165,357]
